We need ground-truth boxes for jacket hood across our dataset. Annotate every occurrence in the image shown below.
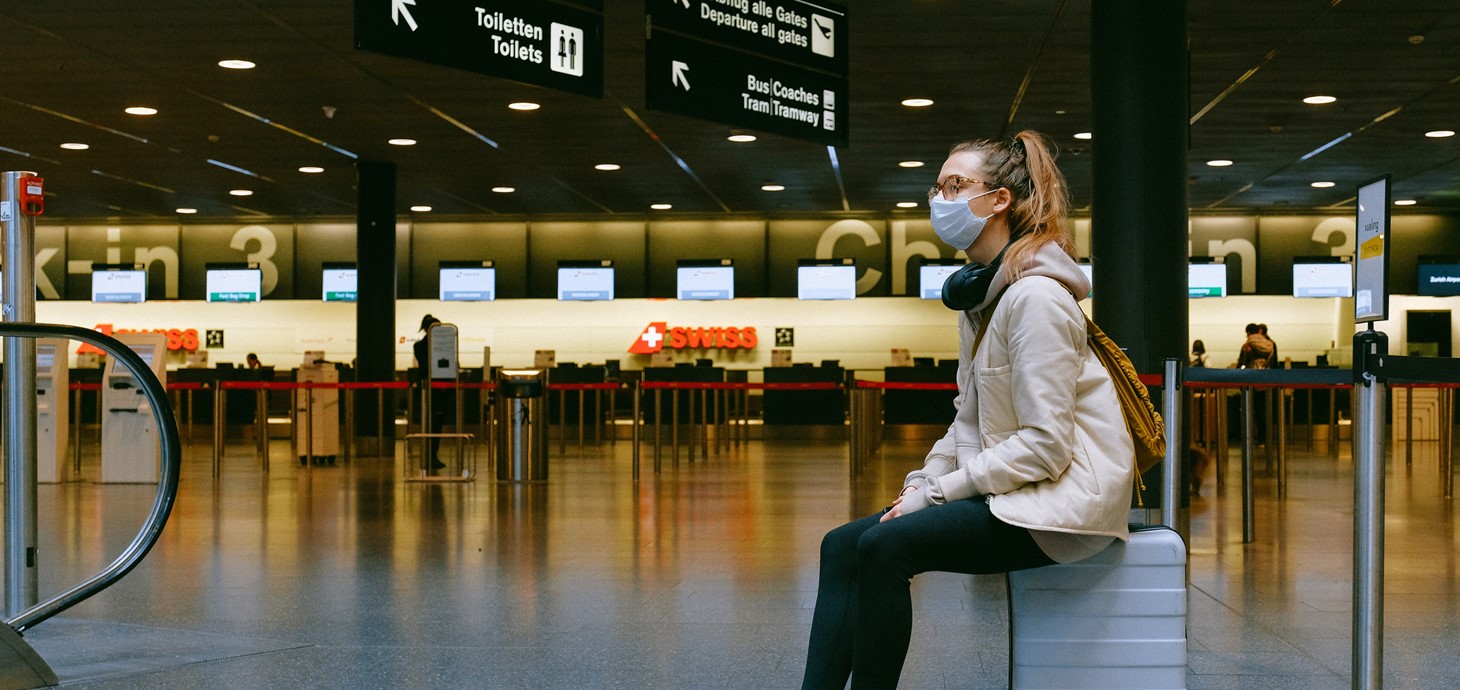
[969,241,1090,312]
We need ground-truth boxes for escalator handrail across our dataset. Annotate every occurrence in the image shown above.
[0,322,182,632]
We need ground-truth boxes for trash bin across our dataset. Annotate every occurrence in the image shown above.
[496,369,548,482]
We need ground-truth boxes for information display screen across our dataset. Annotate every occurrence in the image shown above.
[322,263,357,302]
[918,263,963,300]
[797,263,857,300]
[91,269,146,303]
[677,261,734,300]
[1293,261,1353,298]
[206,266,262,303]
[558,264,614,301]
[440,263,496,301]
[1417,260,1460,297]
[1355,176,1390,322]
[1188,263,1227,298]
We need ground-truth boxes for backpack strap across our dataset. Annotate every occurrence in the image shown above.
[969,287,1010,362]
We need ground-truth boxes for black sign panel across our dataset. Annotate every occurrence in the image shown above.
[650,0,847,77]
[646,30,848,146]
[355,0,603,98]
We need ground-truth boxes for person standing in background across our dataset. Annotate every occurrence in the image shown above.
[1237,323,1274,369]
[412,315,447,470]
[1190,340,1208,368]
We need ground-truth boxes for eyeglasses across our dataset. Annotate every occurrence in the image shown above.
[928,175,990,201]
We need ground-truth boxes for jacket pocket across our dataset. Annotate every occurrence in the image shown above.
[1070,433,1103,495]
[975,363,1016,435]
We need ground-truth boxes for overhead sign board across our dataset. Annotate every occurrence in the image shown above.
[354,0,603,98]
[646,30,848,146]
[650,0,848,76]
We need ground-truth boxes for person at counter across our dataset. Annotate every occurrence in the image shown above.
[413,315,446,470]
[801,131,1135,690]
[1190,339,1208,368]
[1236,323,1275,369]
[245,353,263,370]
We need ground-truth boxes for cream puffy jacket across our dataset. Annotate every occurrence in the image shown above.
[905,243,1134,544]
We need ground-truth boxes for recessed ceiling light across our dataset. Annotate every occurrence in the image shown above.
[175,208,197,215]
[228,189,253,197]
[898,161,924,168]
[124,106,158,116]
[594,163,621,171]
[1394,199,1417,206]
[387,138,416,146]
[650,203,673,210]
[1206,159,1234,167]
[298,166,324,174]
[1073,132,1093,140]
[727,134,757,143]
[218,59,256,70]
[1311,181,1336,188]
[1302,95,1337,105]
[410,205,432,212]
[900,98,934,108]
[1424,130,1455,138]
[896,202,919,209]
[507,102,540,111]
[491,186,515,193]
[59,142,89,150]
[761,184,785,192]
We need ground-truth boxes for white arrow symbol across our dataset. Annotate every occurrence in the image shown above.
[671,61,690,91]
[392,0,418,32]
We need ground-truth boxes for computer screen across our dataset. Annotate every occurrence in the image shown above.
[91,268,147,303]
[1293,261,1353,298]
[439,262,496,301]
[557,263,614,301]
[918,263,963,300]
[797,262,857,300]
[321,263,357,302]
[1417,261,1460,297]
[676,261,734,300]
[205,266,262,302]
[1188,263,1227,298]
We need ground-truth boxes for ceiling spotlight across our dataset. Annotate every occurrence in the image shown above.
[1311,181,1336,188]
[1206,159,1234,167]
[896,202,919,209]
[175,208,198,215]
[59,142,89,150]
[900,98,934,108]
[761,184,785,192]
[1394,199,1417,206]
[228,189,253,197]
[1424,130,1455,138]
[491,186,516,193]
[650,203,673,210]
[298,166,324,174]
[387,138,416,146]
[218,59,256,70]
[594,163,621,171]
[1302,95,1337,105]
[897,161,924,168]
[124,106,158,116]
[1073,132,1092,140]
[507,102,540,111]
[727,133,757,143]
[410,205,432,212]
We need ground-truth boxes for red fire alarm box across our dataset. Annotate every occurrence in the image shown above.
[18,176,43,216]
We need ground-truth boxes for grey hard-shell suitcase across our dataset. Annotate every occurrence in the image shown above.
[1007,525,1187,689]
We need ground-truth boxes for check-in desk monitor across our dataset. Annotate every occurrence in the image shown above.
[91,266,146,303]
[918,260,964,300]
[36,339,71,483]
[101,332,168,483]
[677,259,734,300]
[322,262,357,302]
[1188,262,1227,298]
[440,261,496,301]
[206,263,262,303]
[558,260,614,301]
[1293,258,1353,298]
[797,259,856,300]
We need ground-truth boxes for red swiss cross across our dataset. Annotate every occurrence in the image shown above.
[629,322,668,354]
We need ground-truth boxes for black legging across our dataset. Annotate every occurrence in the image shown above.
[801,499,1054,690]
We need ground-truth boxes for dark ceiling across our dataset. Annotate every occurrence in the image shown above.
[2,0,1457,222]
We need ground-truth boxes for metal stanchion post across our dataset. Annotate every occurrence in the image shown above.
[1444,387,1454,500]
[1242,387,1255,544]
[653,388,663,472]
[1278,388,1288,497]
[632,382,641,480]
[1216,389,1228,492]
[1306,389,1315,451]
[1330,387,1340,459]
[558,388,567,454]
[305,385,315,472]
[671,389,680,465]
[1405,385,1413,468]
[257,388,269,473]
[578,388,586,455]
[848,385,860,479]
[343,387,354,464]
[212,384,225,478]
[71,386,83,476]
[376,386,385,459]
[1161,360,1183,533]
[1352,328,1387,690]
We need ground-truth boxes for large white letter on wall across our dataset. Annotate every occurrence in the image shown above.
[815,219,883,293]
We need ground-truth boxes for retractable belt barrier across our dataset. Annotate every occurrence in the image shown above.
[211,380,409,476]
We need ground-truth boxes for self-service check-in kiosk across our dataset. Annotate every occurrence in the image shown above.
[295,351,340,465]
[101,332,167,483]
[36,338,70,483]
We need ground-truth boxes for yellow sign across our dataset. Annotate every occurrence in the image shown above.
[1359,235,1384,260]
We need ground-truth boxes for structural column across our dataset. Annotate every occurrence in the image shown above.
[356,160,397,454]
[1091,0,1189,507]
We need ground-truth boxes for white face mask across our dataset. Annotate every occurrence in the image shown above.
[928,189,996,250]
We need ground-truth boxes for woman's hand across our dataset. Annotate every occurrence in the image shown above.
[880,485,922,522]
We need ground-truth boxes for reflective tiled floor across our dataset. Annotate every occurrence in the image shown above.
[14,429,1460,688]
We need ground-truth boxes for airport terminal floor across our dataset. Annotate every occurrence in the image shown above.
[14,430,1460,689]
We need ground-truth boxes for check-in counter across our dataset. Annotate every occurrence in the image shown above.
[762,364,844,436]
[549,364,608,425]
[883,364,957,436]
[641,365,724,424]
